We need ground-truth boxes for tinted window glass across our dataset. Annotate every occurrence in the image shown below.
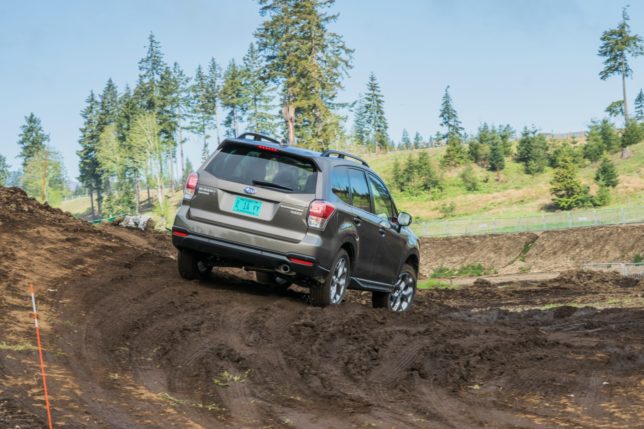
[348,169,371,212]
[331,166,351,204]
[368,174,395,220]
[206,144,317,193]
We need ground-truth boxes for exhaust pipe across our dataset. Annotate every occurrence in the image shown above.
[277,264,291,274]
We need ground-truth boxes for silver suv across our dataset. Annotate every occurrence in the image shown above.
[172,133,420,311]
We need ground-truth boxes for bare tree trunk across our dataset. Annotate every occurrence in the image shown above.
[169,153,175,191]
[622,70,630,123]
[283,104,295,146]
[178,128,185,180]
[89,188,95,218]
[158,156,166,199]
[214,108,221,144]
[97,186,103,216]
[135,180,141,214]
[156,155,166,227]
[233,108,238,137]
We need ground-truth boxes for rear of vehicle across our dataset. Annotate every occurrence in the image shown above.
[172,139,336,282]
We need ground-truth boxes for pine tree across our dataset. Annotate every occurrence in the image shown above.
[138,32,166,113]
[550,156,591,210]
[220,59,247,137]
[391,158,402,191]
[594,157,619,188]
[583,121,606,162]
[351,95,368,146]
[206,58,222,144]
[361,73,389,152]
[77,91,103,216]
[515,127,548,174]
[17,113,49,169]
[498,124,515,156]
[635,89,644,121]
[158,66,180,144]
[413,132,423,149]
[98,78,120,131]
[416,151,440,191]
[242,44,276,135]
[190,65,215,160]
[605,100,624,118]
[255,0,353,148]
[488,137,505,172]
[441,134,468,167]
[439,86,463,139]
[469,123,494,166]
[400,129,411,150]
[599,119,620,153]
[170,62,192,178]
[549,141,580,168]
[0,154,9,186]
[598,7,643,123]
[621,119,643,157]
[115,85,144,211]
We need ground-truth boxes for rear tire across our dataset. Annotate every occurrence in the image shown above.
[178,249,212,280]
[310,249,350,307]
[255,271,293,291]
[372,264,416,312]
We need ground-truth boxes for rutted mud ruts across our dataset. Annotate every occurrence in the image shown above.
[1,187,643,428]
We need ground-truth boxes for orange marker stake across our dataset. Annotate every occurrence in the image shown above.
[29,283,54,429]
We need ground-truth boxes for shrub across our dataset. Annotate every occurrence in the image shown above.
[594,157,619,188]
[550,157,593,210]
[460,165,480,191]
[438,201,456,218]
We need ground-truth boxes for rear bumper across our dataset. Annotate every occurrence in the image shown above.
[172,227,328,279]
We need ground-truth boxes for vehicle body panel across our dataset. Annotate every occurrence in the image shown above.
[172,136,421,293]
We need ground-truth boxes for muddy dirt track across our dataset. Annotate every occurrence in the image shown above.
[1,187,643,428]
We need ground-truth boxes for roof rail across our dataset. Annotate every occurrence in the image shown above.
[237,132,284,146]
[320,149,370,167]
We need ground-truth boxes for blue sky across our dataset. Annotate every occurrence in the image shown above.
[1,0,643,179]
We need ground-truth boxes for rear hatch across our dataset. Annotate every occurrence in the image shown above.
[188,142,318,243]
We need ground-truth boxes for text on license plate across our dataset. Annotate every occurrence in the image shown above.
[232,196,262,217]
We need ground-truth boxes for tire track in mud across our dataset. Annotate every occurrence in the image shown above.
[2,187,643,428]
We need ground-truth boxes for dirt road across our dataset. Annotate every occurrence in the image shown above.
[1,187,643,428]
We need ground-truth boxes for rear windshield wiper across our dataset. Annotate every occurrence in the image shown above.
[252,180,293,192]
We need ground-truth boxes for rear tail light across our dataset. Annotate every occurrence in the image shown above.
[258,145,279,153]
[288,257,314,266]
[172,230,189,237]
[307,200,335,230]
[185,172,198,198]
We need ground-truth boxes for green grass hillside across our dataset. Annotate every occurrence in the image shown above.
[59,140,644,226]
[362,140,644,221]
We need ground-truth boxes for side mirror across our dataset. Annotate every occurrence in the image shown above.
[397,212,412,227]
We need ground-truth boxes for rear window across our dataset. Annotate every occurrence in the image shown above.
[205,144,317,193]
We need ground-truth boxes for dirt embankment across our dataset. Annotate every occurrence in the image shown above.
[420,224,644,277]
[1,186,643,428]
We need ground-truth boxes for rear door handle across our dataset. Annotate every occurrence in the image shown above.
[353,217,361,226]
[379,227,386,236]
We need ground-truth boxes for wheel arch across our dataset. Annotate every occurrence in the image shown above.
[403,252,420,276]
[340,239,356,267]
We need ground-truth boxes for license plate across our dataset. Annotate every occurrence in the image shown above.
[232,196,262,217]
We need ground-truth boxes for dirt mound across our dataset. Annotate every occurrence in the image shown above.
[1,186,643,428]
[420,224,644,277]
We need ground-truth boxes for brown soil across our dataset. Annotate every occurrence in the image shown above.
[420,224,644,277]
[1,187,643,428]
